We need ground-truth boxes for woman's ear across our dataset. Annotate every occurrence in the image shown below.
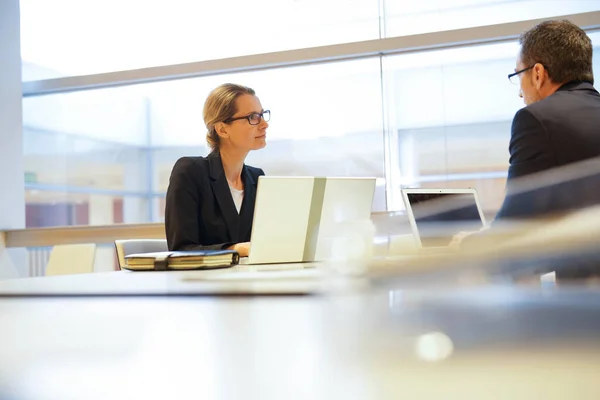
[215,122,229,139]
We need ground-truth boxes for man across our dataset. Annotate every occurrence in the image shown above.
[459,20,600,280]
[496,19,600,219]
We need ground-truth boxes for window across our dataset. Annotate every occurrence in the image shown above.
[20,1,600,227]
[20,0,380,79]
[383,31,600,214]
[22,57,387,227]
[384,0,600,37]
[22,0,598,80]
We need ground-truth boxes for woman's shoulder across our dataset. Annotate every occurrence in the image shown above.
[173,155,209,168]
[171,156,210,178]
[245,164,266,177]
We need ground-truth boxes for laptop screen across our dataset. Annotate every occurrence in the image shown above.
[406,192,484,247]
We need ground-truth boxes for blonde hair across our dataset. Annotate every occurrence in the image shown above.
[203,83,256,150]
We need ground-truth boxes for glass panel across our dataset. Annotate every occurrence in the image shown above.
[155,196,167,223]
[22,25,599,225]
[22,124,155,226]
[20,0,380,79]
[23,130,147,190]
[24,191,150,227]
[149,58,387,211]
[23,57,387,226]
[384,0,600,37]
[23,87,149,146]
[383,31,600,215]
[21,0,600,80]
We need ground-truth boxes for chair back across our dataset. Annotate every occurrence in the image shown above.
[114,239,168,270]
[45,243,97,276]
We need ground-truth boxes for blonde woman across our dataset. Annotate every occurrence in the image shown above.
[165,83,269,256]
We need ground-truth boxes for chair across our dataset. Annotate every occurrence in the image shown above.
[114,239,168,270]
[45,243,97,276]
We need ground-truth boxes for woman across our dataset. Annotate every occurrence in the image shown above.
[165,83,269,256]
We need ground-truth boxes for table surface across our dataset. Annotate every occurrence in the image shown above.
[1,265,600,400]
[0,262,328,296]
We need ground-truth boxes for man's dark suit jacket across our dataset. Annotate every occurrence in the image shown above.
[165,150,265,251]
[495,81,600,220]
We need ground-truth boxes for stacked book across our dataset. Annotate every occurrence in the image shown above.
[124,250,239,271]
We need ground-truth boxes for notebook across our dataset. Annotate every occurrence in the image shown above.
[124,250,239,271]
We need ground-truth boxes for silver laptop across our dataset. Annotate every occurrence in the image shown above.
[242,176,376,265]
[400,188,487,249]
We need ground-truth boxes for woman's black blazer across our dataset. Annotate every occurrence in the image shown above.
[165,150,265,251]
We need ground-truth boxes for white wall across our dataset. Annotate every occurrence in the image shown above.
[0,0,27,278]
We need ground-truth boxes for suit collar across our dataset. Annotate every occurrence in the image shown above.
[208,150,256,184]
[208,150,225,181]
[556,80,597,94]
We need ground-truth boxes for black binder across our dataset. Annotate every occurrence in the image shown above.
[124,250,239,271]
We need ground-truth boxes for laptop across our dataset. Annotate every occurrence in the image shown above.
[241,176,376,265]
[400,188,487,250]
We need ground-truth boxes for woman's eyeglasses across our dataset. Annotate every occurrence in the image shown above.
[224,110,271,125]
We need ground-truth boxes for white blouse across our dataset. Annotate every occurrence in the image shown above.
[229,185,244,214]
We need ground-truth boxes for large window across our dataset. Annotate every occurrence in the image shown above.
[22,58,387,226]
[20,0,600,80]
[150,58,388,215]
[384,0,600,37]
[383,41,523,214]
[20,0,381,79]
[20,1,600,228]
[384,32,600,215]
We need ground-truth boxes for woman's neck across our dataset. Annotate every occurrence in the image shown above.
[219,148,248,189]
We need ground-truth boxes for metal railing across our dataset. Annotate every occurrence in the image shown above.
[28,246,51,277]
[2,223,165,248]
[0,223,165,278]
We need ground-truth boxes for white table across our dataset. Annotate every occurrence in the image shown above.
[0,262,326,296]
[1,268,600,399]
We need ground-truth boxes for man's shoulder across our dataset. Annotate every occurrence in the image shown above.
[526,84,600,120]
[525,92,566,118]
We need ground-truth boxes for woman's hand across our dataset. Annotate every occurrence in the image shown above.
[227,242,250,257]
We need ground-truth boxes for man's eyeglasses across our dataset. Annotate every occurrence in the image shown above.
[224,110,270,125]
[508,66,534,84]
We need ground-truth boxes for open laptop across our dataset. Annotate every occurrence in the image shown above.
[241,176,376,265]
[400,188,487,250]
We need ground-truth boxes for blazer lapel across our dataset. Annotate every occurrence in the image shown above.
[238,166,258,241]
[208,151,240,242]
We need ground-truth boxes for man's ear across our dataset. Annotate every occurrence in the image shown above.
[215,122,229,139]
[533,63,547,90]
